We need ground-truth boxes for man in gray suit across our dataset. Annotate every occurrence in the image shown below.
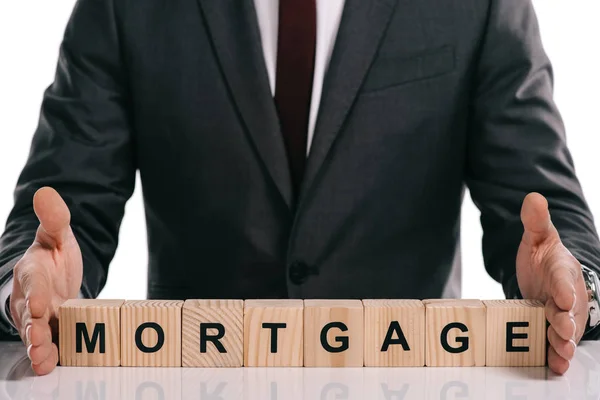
[1,0,599,375]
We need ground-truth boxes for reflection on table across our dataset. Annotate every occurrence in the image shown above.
[1,341,599,400]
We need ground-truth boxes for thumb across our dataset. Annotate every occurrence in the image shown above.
[33,187,71,248]
[521,192,560,246]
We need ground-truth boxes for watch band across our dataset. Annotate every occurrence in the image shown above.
[582,265,600,334]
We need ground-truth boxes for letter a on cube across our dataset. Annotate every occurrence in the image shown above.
[424,299,486,367]
[182,300,244,367]
[121,300,183,367]
[483,300,546,366]
[363,299,425,366]
[59,299,125,366]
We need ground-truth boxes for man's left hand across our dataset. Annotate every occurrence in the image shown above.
[516,192,588,375]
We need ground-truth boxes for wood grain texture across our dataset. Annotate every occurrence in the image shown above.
[483,299,546,366]
[425,299,486,367]
[121,300,183,367]
[304,299,364,367]
[423,299,483,305]
[59,299,124,367]
[244,299,304,367]
[363,299,425,366]
[182,299,243,367]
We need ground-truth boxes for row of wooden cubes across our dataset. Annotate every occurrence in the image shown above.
[58,299,547,368]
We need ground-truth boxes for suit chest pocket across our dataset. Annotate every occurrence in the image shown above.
[361,45,455,94]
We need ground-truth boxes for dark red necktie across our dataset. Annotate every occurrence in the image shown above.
[274,0,317,197]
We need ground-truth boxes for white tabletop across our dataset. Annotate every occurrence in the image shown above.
[1,341,599,399]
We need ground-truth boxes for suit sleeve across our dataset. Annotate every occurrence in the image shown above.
[466,0,600,311]
[0,0,135,302]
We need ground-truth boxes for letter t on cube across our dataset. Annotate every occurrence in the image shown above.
[59,299,125,366]
[244,300,304,366]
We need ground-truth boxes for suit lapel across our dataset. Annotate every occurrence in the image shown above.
[197,0,293,208]
[300,0,398,202]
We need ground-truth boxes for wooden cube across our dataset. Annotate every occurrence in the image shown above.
[483,299,546,366]
[424,299,486,367]
[121,300,183,367]
[58,299,124,366]
[244,299,304,366]
[363,299,425,366]
[304,300,364,367]
[182,299,244,367]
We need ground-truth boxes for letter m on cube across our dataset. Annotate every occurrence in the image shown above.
[76,322,105,354]
[59,299,125,366]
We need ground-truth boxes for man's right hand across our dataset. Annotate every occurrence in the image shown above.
[9,187,83,375]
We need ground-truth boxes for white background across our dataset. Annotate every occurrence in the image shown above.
[0,1,598,300]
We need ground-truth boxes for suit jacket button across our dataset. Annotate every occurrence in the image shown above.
[289,261,310,285]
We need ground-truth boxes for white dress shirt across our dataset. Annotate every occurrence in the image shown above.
[0,1,346,332]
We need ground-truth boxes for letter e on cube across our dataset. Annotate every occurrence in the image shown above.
[483,300,546,367]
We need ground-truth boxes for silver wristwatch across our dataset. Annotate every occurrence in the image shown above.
[582,265,600,334]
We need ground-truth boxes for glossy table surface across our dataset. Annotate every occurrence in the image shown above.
[1,341,599,399]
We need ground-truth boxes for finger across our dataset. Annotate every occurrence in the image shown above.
[549,264,578,312]
[28,341,53,366]
[547,325,576,361]
[520,193,560,246]
[28,318,53,348]
[545,298,576,341]
[32,343,58,376]
[14,262,52,320]
[548,346,570,375]
[9,291,30,336]
[33,187,71,248]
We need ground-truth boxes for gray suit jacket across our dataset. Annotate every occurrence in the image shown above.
[1,0,600,338]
